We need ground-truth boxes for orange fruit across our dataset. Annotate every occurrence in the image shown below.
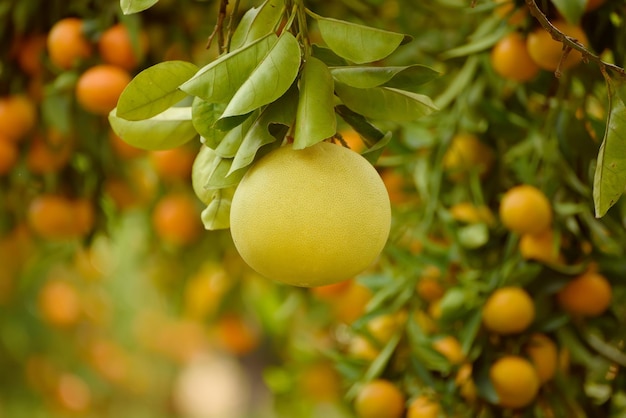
[449,202,496,225]
[482,286,535,335]
[416,271,445,302]
[88,339,128,383]
[490,355,540,408]
[381,168,412,205]
[298,362,341,402]
[354,379,405,418]
[491,32,540,82]
[407,395,440,418]
[330,280,372,324]
[499,184,552,235]
[585,0,605,11]
[149,145,196,181]
[98,23,149,71]
[55,373,91,412]
[455,363,477,402]
[0,138,19,175]
[557,271,612,317]
[494,0,528,25]
[0,95,37,142]
[527,21,588,71]
[73,198,95,237]
[214,314,260,356]
[28,195,76,239]
[338,128,365,153]
[519,229,563,264]
[38,279,81,327]
[47,18,93,70]
[348,335,380,361]
[442,133,495,181]
[525,333,558,383]
[310,278,353,299]
[75,65,131,115]
[16,34,47,76]
[432,335,464,365]
[152,192,202,246]
[109,130,144,159]
[26,130,73,174]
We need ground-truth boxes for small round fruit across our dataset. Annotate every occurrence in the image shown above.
[354,379,405,418]
[442,133,494,181]
[519,229,562,264]
[47,17,93,70]
[490,355,540,408]
[76,65,131,115]
[98,23,148,71]
[525,333,558,383]
[432,336,464,365]
[527,21,588,71]
[482,286,535,335]
[407,395,440,418]
[230,142,391,287]
[0,95,36,142]
[499,185,552,235]
[491,32,539,82]
[152,192,202,246]
[557,271,612,317]
[0,139,19,175]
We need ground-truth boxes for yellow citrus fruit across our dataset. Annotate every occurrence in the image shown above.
[526,21,588,71]
[499,184,552,235]
[449,202,496,226]
[432,335,464,365]
[557,271,612,317]
[47,18,93,70]
[407,395,440,418]
[519,229,562,264]
[75,65,131,115]
[494,0,528,25]
[442,133,495,181]
[482,286,535,335]
[490,355,540,408]
[230,142,391,287]
[525,333,558,383]
[491,32,540,82]
[455,363,477,402]
[354,379,405,418]
[0,95,37,142]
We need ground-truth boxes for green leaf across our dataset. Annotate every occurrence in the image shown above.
[593,75,626,217]
[200,188,235,230]
[335,104,385,148]
[180,34,276,102]
[293,57,336,149]
[458,223,490,249]
[191,98,226,149]
[230,0,284,50]
[230,89,298,173]
[330,65,440,92]
[335,83,437,122]
[220,32,301,119]
[439,24,508,60]
[108,106,197,150]
[116,61,198,121]
[192,145,248,192]
[120,0,159,14]
[551,0,585,24]
[215,112,257,158]
[311,44,348,67]
[361,131,392,164]
[313,14,410,64]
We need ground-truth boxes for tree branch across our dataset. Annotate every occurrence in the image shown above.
[524,0,626,79]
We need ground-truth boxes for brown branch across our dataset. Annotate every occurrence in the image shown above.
[206,0,229,54]
[524,0,626,79]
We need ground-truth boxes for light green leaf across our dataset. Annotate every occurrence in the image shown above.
[201,188,235,230]
[313,14,410,64]
[108,106,196,150]
[230,89,297,173]
[120,0,158,14]
[361,131,392,164]
[330,65,440,92]
[335,83,438,122]
[215,112,257,158]
[117,61,198,121]
[293,57,336,149]
[439,25,508,60]
[230,0,284,50]
[551,0,585,24]
[593,75,626,217]
[180,34,276,102]
[192,145,248,192]
[191,98,226,149]
[220,32,301,119]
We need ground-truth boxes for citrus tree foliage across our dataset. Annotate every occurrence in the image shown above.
[111,0,438,230]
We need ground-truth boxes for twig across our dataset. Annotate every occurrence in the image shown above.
[524,0,626,79]
[206,0,229,53]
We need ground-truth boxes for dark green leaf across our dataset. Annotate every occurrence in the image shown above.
[335,83,437,122]
[313,14,410,64]
[439,24,508,60]
[191,98,226,149]
[230,0,284,50]
[108,106,197,150]
[180,34,276,102]
[117,61,198,121]
[551,0,585,25]
[335,104,385,148]
[120,0,159,14]
[293,57,336,149]
[361,131,392,164]
[593,75,626,217]
[311,44,348,67]
[330,65,440,92]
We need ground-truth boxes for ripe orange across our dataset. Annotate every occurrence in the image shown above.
[338,128,365,153]
[230,142,391,287]
[519,228,563,264]
[491,32,539,82]
[381,168,412,205]
[442,133,495,181]
[26,130,73,174]
[38,279,81,327]
[0,95,37,142]
[354,379,405,418]
[455,363,477,402]
[494,0,528,25]
[152,192,202,246]
[149,146,196,181]
[55,373,91,412]
[214,314,260,356]
[432,335,464,365]
[407,395,440,418]
[525,333,558,383]
[490,355,540,408]
[526,21,588,71]
[557,271,612,317]
[98,23,149,71]
[47,17,93,70]
[75,65,131,115]
[499,184,552,235]
[0,138,19,175]
[331,280,372,324]
[310,278,353,299]
[73,198,95,237]
[16,34,47,76]
[28,195,76,239]
[482,286,535,334]
[416,277,445,302]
